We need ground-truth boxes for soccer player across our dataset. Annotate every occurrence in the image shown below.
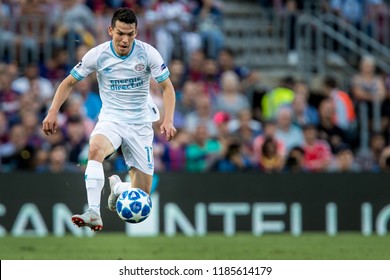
[42,8,177,231]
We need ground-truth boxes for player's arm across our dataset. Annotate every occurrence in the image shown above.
[159,77,177,141]
[42,74,78,135]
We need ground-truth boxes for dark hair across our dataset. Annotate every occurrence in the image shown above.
[261,137,277,157]
[111,8,137,28]
[281,75,295,87]
[335,143,351,155]
[219,47,234,57]
[227,142,240,158]
[324,75,338,89]
[289,146,305,155]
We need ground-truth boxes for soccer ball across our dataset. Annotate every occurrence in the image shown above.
[116,188,152,223]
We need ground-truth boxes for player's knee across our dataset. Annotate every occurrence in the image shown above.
[88,142,105,161]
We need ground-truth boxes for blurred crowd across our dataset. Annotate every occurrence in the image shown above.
[1,0,390,173]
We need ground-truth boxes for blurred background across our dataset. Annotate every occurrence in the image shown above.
[1,0,390,239]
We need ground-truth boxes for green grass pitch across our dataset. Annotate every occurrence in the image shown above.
[1,233,390,260]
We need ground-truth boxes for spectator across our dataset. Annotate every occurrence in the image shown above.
[330,0,366,29]
[217,47,251,81]
[217,47,262,98]
[36,144,80,173]
[75,43,90,62]
[161,128,191,171]
[14,92,42,124]
[317,98,348,153]
[293,80,311,101]
[73,76,102,122]
[184,49,205,82]
[380,70,390,137]
[302,124,332,172]
[192,0,225,59]
[328,143,360,172]
[258,136,285,172]
[291,92,319,128]
[41,126,65,152]
[322,75,356,133]
[185,94,217,136]
[378,146,390,172]
[213,110,233,156]
[62,94,95,137]
[33,148,49,171]
[253,120,286,167]
[11,63,54,109]
[169,58,186,92]
[0,63,20,117]
[175,80,198,116]
[284,146,306,173]
[351,55,386,133]
[19,109,44,149]
[145,0,201,65]
[153,135,166,173]
[0,111,9,145]
[42,48,71,85]
[215,70,250,118]
[63,115,89,165]
[0,124,35,171]
[212,141,252,172]
[275,106,304,153]
[261,76,295,121]
[51,0,97,52]
[229,108,261,157]
[185,122,222,172]
[356,132,385,172]
[0,1,13,62]
[199,58,221,101]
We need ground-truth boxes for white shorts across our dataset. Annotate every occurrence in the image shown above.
[91,121,155,175]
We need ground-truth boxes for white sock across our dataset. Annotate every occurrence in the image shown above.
[114,182,132,196]
[85,160,105,216]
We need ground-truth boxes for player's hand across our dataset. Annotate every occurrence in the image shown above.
[160,120,177,141]
[42,111,59,135]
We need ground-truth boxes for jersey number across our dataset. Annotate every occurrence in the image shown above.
[144,146,153,163]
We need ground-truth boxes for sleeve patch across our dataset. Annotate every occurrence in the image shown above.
[70,69,84,81]
[155,70,170,83]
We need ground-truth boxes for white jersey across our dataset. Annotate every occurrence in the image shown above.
[70,39,169,124]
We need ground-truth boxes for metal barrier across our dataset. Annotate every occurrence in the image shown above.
[0,15,101,67]
[296,14,390,80]
[2,6,390,73]
[0,16,49,66]
[296,13,390,152]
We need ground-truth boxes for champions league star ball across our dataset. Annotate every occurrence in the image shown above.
[116,188,152,223]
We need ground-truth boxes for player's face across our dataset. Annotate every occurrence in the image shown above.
[109,21,137,56]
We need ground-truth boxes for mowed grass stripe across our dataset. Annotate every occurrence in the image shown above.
[0,233,389,260]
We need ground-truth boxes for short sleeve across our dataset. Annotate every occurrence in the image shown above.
[147,45,170,83]
[70,47,98,81]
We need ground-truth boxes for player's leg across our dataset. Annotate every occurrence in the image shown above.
[121,122,154,194]
[72,121,122,231]
[128,167,153,194]
[85,134,116,214]
[72,134,116,231]
[107,122,154,213]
